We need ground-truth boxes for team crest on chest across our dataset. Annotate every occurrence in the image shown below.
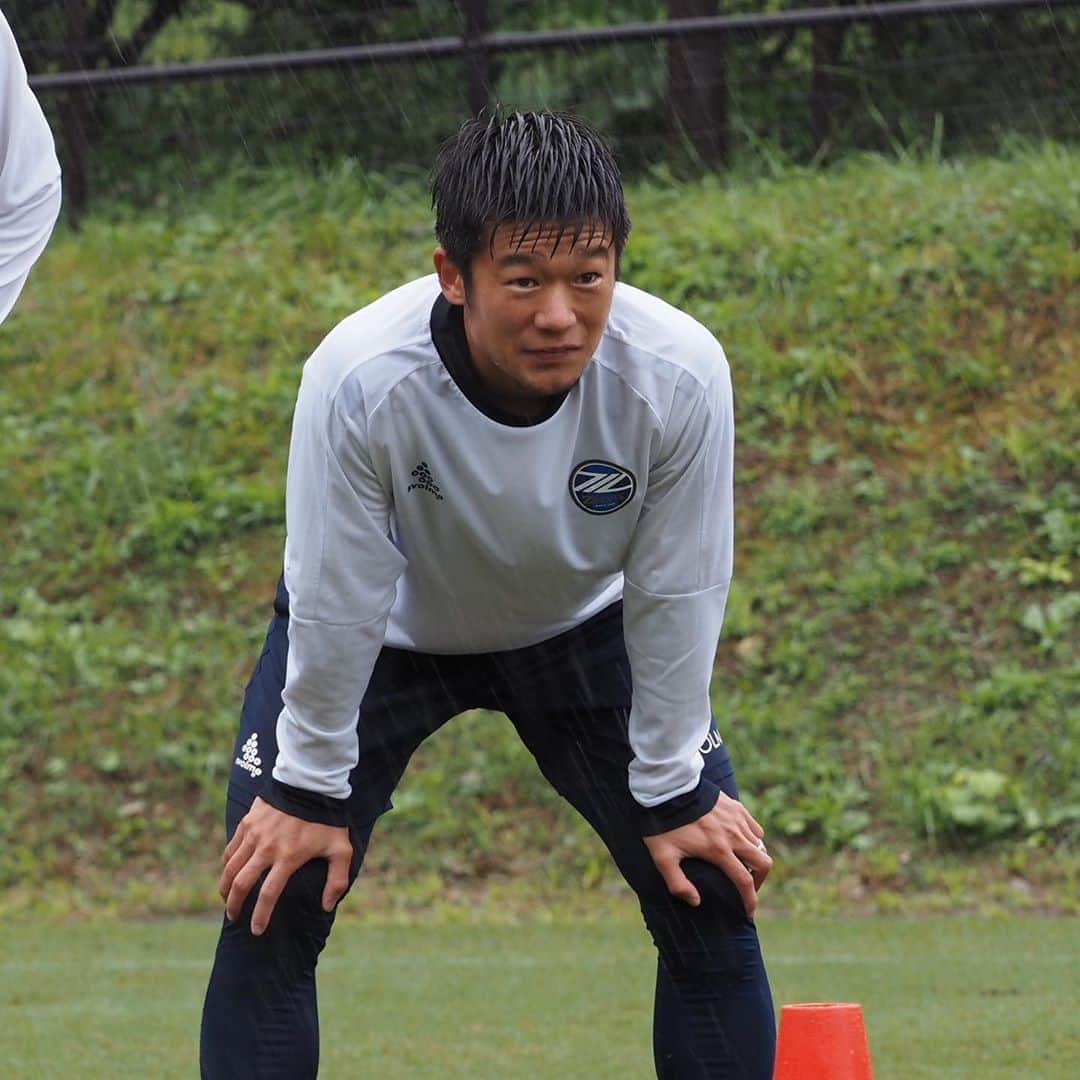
[569,460,637,515]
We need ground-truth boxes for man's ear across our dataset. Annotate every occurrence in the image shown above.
[433,247,467,306]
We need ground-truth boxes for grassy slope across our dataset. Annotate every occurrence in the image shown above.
[1,916,1077,1077]
[0,145,1077,914]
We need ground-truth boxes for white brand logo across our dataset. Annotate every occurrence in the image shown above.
[700,730,723,755]
[235,733,263,778]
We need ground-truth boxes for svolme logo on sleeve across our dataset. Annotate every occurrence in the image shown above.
[569,460,637,515]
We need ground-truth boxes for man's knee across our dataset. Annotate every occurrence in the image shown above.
[642,858,757,979]
[221,793,371,947]
[684,858,748,922]
[222,857,337,960]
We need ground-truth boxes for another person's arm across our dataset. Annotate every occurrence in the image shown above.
[623,339,771,915]
[220,357,407,934]
[0,11,61,325]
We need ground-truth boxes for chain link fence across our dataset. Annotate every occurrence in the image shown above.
[10,1,1079,217]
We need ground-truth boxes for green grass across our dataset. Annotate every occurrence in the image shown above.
[0,916,1076,1077]
[1,142,1077,912]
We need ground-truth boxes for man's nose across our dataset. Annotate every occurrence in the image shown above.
[533,290,576,332]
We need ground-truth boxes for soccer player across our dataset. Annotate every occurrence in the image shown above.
[0,10,62,325]
[200,110,775,1078]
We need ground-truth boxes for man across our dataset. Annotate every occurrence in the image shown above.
[201,110,775,1078]
[0,8,62,325]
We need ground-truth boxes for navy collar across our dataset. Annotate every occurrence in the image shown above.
[430,295,566,428]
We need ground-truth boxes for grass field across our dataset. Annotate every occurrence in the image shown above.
[1,915,1076,1077]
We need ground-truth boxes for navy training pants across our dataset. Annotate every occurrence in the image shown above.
[200,582,775,1078]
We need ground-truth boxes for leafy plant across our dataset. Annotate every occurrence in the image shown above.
[913,766,1039,846]
[1020,593,1080,653]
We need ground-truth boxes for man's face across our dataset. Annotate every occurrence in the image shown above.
[434,221,617,418]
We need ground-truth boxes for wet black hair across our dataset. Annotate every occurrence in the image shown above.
[431,109,631,283]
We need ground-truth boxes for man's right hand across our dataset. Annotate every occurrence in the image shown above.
[219,796,353,936]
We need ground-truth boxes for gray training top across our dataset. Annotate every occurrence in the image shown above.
[275,274,735,819]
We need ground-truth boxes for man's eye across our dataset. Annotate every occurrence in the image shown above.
[509,277,537,288]
[578,272,601,284]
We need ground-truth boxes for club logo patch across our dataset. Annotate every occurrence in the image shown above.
[570,460,637,515]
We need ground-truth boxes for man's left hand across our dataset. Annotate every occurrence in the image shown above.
[642,792,771,917]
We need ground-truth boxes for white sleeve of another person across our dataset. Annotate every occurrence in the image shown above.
[0,11,62,325]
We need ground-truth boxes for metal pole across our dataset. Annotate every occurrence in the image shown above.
[462,0,492,117]
[59,3,91,225]
[667,0,728,168]
[811,20,848,153]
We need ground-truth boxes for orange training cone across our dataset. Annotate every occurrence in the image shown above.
[772,1002,874,1080]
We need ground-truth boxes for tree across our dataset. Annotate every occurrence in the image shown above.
[7,1,192,73]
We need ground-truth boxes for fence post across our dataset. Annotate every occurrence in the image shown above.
[811,21,847,154]
[59,91,91,227]
[60,4,91,225]
[666,0,728,169]
[462,0,492,117]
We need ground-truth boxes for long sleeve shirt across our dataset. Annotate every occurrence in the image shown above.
[0,11,61,324]
[271,275,734,831]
